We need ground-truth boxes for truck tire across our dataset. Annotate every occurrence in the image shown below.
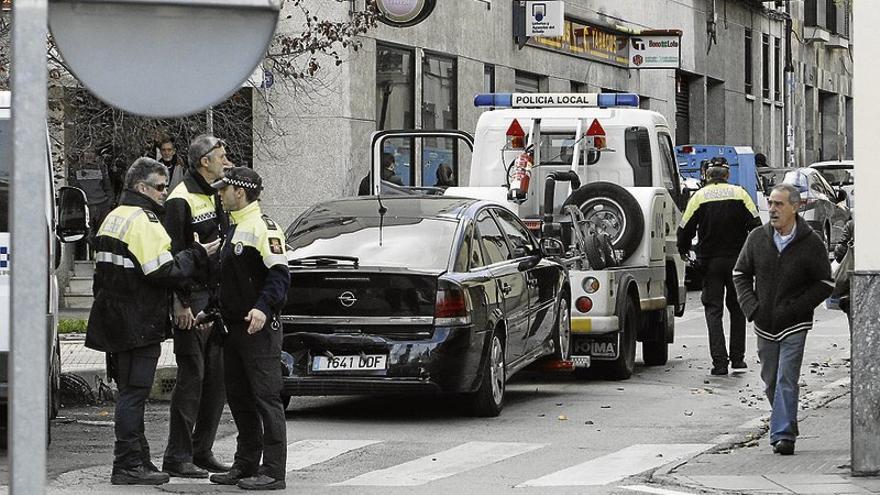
[563,182,644,261]
[595,296,638,380]
[642,308,669,366]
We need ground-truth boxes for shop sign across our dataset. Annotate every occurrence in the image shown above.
[526,1,565,37]
[376,0,437,28]
[629,34,681,69]
[1,0,10,11]
[530,19,628,68]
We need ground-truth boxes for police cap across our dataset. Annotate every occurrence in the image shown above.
[210,166,263,191]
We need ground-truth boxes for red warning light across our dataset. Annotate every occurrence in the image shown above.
[585,119,606,149]
[506,119,526,149]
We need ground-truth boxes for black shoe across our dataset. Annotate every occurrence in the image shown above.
[162,461,209,479]
[731,360,747,370]
[773,439,795,455]
[710,365,728,376]
[194,454,232,473]
[111,465,170,485]
[238,474,286,491]
[143,460,160,473]
[210,466,255,485]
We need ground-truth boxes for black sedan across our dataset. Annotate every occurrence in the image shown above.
[280,196,571,417]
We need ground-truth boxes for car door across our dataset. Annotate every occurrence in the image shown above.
[492,208,558,353]
[815,172,849,243]
[475,209,530,363]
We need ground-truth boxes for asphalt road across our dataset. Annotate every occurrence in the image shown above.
[0,291,852,494]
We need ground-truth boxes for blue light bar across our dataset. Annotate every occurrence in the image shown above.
[598,93,640,108]
[474,93,513,107]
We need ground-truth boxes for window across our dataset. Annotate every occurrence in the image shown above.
[538,132,579,165]
[422,52,458,188]
[493,209,535,258]
[762,33,770,100]
[454,224,484,271]
[484,64,495,93]
[476,211,510,265]
[744,29,753,94]
[515,71,541,93]
[658,133,683,207]
[376,44,415,184]
[774,37,781,101]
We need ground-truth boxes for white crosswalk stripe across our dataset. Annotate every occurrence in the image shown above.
[621,484,698,495]
[286,439,380,471]
[516,443,713,487]
[334,441,546,486]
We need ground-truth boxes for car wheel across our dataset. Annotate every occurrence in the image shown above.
[596,297,638,380]
[553,296,571,360]
[49,344,61,421]
[468,333,505,417]
[563,182,644,262]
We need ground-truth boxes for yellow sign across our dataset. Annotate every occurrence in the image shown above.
[530,19,629,67]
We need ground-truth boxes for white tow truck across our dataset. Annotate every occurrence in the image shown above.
[370,93,687,379]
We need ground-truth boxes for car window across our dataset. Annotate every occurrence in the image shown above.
[453,223,484,271]
[814,172,835,196]
[492,208,535,258]
[476,210,510,265]
[657,133,682,206]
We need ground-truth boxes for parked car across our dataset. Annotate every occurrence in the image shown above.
[809,160,854,209]
[782,168,851,250]
[280,196,571,417]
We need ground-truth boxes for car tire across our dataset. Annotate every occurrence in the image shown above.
[595,297,638,380]
[553,296,571,360]
[468,332,506,417]
[563,182,644,262]
[49,343,61,421]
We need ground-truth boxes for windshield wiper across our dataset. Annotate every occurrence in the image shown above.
[289,255,359,268]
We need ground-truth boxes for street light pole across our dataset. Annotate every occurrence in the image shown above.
[10,0,49,493]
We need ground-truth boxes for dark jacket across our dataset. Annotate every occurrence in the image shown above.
[733,216,834,341]
[677,181,762,259]
[86,190,208,353]
[833,219,854,263]
[218,201,290,324]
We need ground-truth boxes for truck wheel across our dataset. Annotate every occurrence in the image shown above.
[597,297,638,380]
[468,333,506,417]
[563,182,644,261]
[553,296,571,360]
[642,309,669,366]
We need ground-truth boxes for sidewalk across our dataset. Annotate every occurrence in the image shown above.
[656,386,880,494]
[59,334,177,400]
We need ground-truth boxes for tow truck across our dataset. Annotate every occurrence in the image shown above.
[371,92,687,380]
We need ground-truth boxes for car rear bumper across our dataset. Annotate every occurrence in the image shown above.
[280,325,486,396]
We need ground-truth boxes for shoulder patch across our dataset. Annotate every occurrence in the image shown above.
[269,237,284,255]
[262,215,278,230]
[144,210,160,223]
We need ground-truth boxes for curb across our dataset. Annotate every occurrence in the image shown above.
[61,365,177,403]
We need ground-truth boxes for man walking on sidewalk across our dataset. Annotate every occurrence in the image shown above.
[677,157,762,375]
[733,183,834,455]
[162,134,233,478]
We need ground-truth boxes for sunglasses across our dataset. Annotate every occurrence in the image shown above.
[145,181,168,192]
[200,139,227,161]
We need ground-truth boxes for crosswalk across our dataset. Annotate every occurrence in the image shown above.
[53,438,714,491]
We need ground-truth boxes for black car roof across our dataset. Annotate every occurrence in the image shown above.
[303,196,484,220]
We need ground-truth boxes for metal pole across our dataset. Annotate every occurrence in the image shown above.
[10,0,49,493]
[206,107,214,135]
[783,5,795,167]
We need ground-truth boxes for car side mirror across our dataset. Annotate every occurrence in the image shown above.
[57,186,89,243]
[836,189,848,204]
[540,237,566,257]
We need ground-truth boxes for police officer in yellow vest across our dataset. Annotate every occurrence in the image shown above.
[161,134,233,478]
[677,157,762,376]
[206,167,289,491]
[85,158,220,486]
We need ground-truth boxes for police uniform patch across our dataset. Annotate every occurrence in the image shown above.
[269,237,283,255]
[262,216,278,230]
[234,242,244,255]
[144,210,160,223]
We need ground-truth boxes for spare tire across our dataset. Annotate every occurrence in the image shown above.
[562,182,644,261]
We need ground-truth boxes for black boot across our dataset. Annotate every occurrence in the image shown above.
[111,465,170,485]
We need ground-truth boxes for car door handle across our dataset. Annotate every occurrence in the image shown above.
[501,283,513,295]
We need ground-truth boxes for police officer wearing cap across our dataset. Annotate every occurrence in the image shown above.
[161,134,233,478]
[678,157,762,376]
[86,158,220,486]
[206,167,290,491]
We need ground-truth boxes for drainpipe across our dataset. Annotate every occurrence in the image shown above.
[784,2,795,167]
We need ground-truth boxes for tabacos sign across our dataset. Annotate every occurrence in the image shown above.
[376,0,437,27]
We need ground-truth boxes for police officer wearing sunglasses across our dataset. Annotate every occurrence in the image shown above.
[161,134,234,478]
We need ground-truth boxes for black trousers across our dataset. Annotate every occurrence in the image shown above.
[164,294,225,464]
[224,319,286,480]
[700,256,746,367]
[111,343,161,471]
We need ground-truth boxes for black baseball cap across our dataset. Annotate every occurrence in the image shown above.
[210,166,263,191]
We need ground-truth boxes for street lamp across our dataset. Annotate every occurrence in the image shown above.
[48,0,281,117]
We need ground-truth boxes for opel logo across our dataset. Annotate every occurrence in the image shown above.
[338,291,357,308]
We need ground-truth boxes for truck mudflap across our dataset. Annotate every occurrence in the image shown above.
[571,332,620,362]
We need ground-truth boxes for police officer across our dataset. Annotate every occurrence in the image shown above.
[677,157,762,376]
[161,134,232,478]
[206,167,290,491]
[85,158,220,486]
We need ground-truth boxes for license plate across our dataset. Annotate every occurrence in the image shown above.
[312,354,387,371]
[571,334,619,360]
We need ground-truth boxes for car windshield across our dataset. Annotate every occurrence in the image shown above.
[287,215,459,271]
[816,167,853,186]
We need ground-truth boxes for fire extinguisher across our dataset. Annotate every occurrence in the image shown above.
[508,150,533,201]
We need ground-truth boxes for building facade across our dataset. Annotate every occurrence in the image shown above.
[254,0,852,227]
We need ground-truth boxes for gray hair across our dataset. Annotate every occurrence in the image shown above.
[771,183,801,205]
[124,157,168,190]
